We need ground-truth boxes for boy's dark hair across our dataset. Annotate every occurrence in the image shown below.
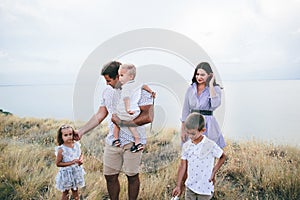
[101,61,122,79]
[185,113,205,131]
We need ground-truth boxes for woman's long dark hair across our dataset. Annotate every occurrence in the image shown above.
[191,62,222,88]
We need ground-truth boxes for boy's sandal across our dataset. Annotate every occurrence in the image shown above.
[112,139,121,147]
[130,143,144,153]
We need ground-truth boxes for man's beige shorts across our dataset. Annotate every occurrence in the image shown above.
[103,142,142,176]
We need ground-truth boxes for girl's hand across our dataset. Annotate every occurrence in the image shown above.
[79,156,84,165]
[72,159,80,165]
[78,158,83,165]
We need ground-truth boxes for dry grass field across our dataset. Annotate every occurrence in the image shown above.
[0,113,299,199]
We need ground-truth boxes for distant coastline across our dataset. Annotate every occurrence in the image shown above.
[1,78,300,87]
[0,109,12,115]
[1,80,299,147]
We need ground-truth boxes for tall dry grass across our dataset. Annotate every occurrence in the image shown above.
[0,114,299,199]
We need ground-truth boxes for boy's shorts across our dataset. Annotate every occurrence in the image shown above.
[185,187,213,200]
[103,142,142,176]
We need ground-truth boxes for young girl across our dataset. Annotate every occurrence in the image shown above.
[55,125,85,200]
[181,62,226,148]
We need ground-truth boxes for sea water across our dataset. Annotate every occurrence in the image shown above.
[0,80,299,147]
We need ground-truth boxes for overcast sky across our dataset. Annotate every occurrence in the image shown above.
[1,0,300,85]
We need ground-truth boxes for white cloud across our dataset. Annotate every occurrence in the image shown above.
[0,0,300,83]
[258,0,300,19]
[0,49,8,58]
[291,28,300,35]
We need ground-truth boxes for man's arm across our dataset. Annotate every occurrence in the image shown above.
[74,106,108,140]
[111,104,153,127]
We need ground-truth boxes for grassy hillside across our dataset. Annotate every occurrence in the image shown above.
[0,114,299,199]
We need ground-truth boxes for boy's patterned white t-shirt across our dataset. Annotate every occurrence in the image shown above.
[182,136,223,195]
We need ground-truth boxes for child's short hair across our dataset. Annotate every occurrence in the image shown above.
[185,113,206,131]
[120,63,136,79]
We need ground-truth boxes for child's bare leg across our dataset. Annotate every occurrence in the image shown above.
[128,127,140,144]
[113,124,120,141]
[129,126,144,152]
[112,124,121,146]
[62,190,69,200]
[71,188,79,200]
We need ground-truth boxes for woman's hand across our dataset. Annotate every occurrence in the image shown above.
[181,122,188,143]
[181,130,188,143]
[208,73,215,86]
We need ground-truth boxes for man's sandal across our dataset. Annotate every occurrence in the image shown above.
[130,143,144,153]
[112,139,121,147]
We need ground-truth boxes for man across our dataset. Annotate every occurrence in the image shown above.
[74,61,153,200]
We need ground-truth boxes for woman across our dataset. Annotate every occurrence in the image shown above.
[181,62,226,148]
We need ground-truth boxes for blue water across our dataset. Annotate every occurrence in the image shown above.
[0,84,74,120]
[1,80,299,147]
[222,80,300,147]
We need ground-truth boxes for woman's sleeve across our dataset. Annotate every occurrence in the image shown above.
[210,86,222,110]
[181,88,191,122]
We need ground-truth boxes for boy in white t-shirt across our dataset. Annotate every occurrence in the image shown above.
[172,113,226,200]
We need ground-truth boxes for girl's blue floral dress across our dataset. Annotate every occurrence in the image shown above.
[55,142,85,191]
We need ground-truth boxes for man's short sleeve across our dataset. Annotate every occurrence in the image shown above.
[100,86,115,112]
[138,90,153,106]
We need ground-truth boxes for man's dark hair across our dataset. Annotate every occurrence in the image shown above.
[101,61,122,79]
